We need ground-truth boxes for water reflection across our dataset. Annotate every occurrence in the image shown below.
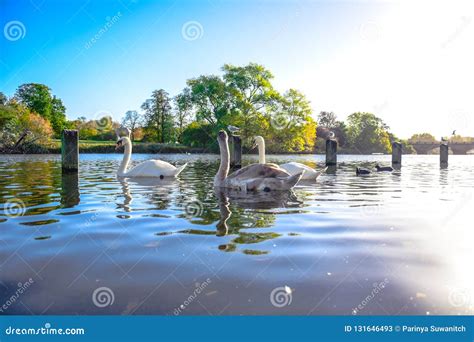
[0,154,473,315]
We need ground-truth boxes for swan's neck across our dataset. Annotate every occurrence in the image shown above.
[258,140,266,164]
[214,138,229,186]
[118,140,132,176]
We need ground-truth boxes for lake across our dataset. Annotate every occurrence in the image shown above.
[0,153,473,315]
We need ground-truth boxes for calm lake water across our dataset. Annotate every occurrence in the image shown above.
[0,153,473,315]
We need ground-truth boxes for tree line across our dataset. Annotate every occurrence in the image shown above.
[2,63,472,154]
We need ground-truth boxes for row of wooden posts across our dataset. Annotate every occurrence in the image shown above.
[60,130,450,172]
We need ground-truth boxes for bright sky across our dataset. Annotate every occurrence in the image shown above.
[1,0,473,139]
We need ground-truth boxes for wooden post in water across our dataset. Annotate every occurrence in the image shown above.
[61,129,78,172]
[325,138,337,166]
[230,135,242,169]
[392,142,402,167]
[440,143,449,167]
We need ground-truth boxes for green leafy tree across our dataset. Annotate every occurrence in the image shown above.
[14,83,66,135]
[50,96,67,134]
[141,89,174,143]
[222,63,280,144]
[0,92,7,105]
[186,75,230,126]
[174,89,193,143]
[268,89,316,152]
[408,133,437,143]
[346,112,391,153]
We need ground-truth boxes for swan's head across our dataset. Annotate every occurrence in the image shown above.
[252,136,265,149]
[217,130,228,143]
[115,136,131,150]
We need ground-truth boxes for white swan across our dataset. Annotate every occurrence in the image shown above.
[253,136,326,180]
[115,129,187,178]
[214,131,302,191]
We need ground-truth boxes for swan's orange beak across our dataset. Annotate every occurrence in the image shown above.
[115,140,122,151]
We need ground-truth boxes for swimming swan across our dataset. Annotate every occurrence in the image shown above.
[115,129,187,178]
[214,131,302,191]
[253,136,326,180]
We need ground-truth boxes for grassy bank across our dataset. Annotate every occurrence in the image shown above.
[6,140,208,154]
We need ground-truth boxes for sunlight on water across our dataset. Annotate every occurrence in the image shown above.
[0,154,473,315]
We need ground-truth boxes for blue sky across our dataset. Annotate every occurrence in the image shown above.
[1,0,473,138]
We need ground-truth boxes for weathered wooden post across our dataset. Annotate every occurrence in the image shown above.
[61,172,80,207]
[325,138,337,166]
[229,135,242,169]
[392,142,402,167]
[61,129,78,172]
[440,143,449,167]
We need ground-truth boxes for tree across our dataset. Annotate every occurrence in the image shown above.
[267,89,316,152]
[317,111,337,128]
[174,89,193,143]
[0,92,7,105]
[346,112,391,153]
[14,83,67,136]
[408,133,437,143]
[50,96,67,134]
[122,110,142,141]
[141,89,173,143]
[223,63,280,144]
[186,75,230,126]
